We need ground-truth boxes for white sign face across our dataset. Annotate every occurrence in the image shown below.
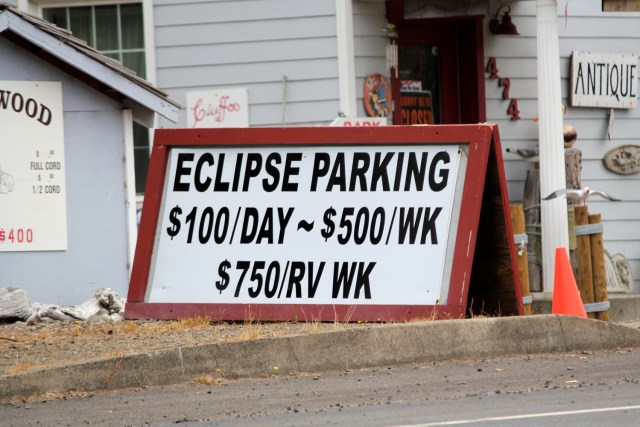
[0,81,67,251]
[571,51,638,109]
[148,145,462,305]
[400,80,422,92]
[329,117,388,127]
[186,88,249,128]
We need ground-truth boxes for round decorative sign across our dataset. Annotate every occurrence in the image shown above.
[603,145,640,175]
[363,74,392,117]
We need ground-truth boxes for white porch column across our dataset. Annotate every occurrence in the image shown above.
[335,0,357,117]
[536,0,569,292]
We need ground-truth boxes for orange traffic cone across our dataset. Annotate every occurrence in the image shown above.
[552,247,587,318]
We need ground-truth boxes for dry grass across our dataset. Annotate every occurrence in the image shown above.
[34,317,213,339]
[1,315,381,378]
[299,307,325,334]
[467,298,500,318]
[3,321,148,344]
[193,374,221,385]
[170,316,217,329]
[237,314,260,341]
[193,368,227,386]
[0,318,225,377]
[330,305,357,329]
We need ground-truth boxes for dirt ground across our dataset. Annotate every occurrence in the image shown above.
[0,318,375,377]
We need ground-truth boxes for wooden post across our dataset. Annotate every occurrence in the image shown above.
[564,148,582,190]
[575,206,596,319]
[523,168,542,292]
[565,148,582,278]
[589,214,610,321]
[511,205,532,315]
[567,205,578,278]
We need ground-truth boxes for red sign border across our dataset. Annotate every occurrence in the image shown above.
[126,124,521,321]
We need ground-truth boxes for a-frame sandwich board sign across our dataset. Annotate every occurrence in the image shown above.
[126,124,523,321]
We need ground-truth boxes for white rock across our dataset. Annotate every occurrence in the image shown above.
[0,286,33,321]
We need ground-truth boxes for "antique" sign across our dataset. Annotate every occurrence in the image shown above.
[571,51,638,109]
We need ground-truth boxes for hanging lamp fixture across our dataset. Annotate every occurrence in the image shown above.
[489,5,520,35]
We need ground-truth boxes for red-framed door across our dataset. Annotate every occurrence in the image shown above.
[387,3,486,125]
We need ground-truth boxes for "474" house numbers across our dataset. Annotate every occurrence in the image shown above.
[486,57,520,120]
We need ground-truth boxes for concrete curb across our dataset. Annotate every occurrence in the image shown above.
[2,314,640,400]
[532,293,640,322]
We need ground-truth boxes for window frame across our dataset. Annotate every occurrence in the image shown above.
[36,0,157,198]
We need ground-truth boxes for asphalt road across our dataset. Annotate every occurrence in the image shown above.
[205,384,640,427]
[3,347,639,426]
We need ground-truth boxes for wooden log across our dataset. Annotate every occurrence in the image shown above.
[575,206,596,319]
[523,168,542,292]
[589,214,610,321]
[564,148,582,191]
[567,206,579,280]
[510,205,532,315]
[565,148,582,278]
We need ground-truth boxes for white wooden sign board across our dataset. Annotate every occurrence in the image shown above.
[126,125,525,321]
[186,88,249,128]
[0,81,67,251]
[571,51,638,109]
[148,145,462,305]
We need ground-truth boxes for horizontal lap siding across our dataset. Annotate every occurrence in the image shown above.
[489,0,640,291]
[353,1,388,117]
[154,0,340,127]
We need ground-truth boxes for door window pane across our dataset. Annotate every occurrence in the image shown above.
[399,45,441,124]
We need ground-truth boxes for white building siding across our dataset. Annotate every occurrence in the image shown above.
[353,0,388,118]
[154,0,342,127]
[487,0,640,291]
[153,0,388,127]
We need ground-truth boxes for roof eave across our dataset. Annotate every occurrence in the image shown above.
[0,10,180,124]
